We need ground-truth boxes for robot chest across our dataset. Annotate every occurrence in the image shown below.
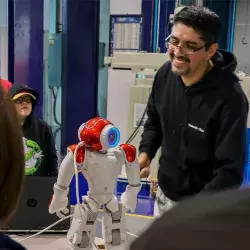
[85,154,118,170]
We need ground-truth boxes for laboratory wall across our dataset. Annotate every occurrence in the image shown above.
[98,0,142,117]
[43,0,62,152]
[43,0,52,125]
[110,0,142,14]
[98,0,110,118]
[107,0,143,144]
[233,0,250,75]
[0,0,8,79]
[61,0,100,153]
[233,0,250,183]
[8,0,44,119]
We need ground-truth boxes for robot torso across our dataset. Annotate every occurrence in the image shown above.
[80,149,123,206]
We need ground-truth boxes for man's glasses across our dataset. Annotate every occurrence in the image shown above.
[14,96,32,104]
[165,35,209,56]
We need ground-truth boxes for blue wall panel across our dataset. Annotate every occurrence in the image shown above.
[8,0,14,82]
[8,0,44,119]
[142,0,174,53]
[158,0,175,53]
[141,0,154,52]
[204,0,230,50]
[244,129,250,185]
[98,0,110,118]
[61,0,100,153]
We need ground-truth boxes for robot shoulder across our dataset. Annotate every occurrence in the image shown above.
[67,144,86,164]
[119,144,136,163]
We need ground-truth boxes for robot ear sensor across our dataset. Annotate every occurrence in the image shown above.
[78,123,86,141]
[99,125,120,150]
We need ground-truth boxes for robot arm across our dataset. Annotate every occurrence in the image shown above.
[119,144,141,187]
[49,144,86,216]
[118,144,142,212]
[57,144,85,188]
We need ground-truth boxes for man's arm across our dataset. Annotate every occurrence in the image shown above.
[139,72,162,161]
[203,96,249,191]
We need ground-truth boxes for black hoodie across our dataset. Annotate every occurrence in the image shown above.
[139,49,249,201]
[9,84,58,176]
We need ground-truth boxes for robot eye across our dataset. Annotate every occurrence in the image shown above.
[107,127,120,148]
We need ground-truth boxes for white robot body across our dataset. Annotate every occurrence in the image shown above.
[49,117,141,250]
[83,150,121,206]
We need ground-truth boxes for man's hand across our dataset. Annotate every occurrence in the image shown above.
[138,152,151,178]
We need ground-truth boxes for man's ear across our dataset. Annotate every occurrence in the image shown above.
[207,43,218,60]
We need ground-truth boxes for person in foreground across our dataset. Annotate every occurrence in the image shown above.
[129,187,250,250]
[0,78,12,92]
[0,85,26,249]
[138,5,249,216]
[9,84,58,176]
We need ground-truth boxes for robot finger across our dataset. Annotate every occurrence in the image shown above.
[121,204,129,213]
[56,211,65,219]
[62,207,69,214]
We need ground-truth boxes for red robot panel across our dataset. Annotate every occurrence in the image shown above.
[120,144,136,163]
[68,144,85,164]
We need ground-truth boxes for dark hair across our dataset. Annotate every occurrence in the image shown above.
[0,85,25,222]
[173,5,220,45]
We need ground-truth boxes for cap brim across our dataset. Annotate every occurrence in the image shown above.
[12,92,36,101]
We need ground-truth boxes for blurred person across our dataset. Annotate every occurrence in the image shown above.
[9,84,58,176]
[138,5,249,216]
[130,187,250,250]
[0,84,26,249]
[1,78,12,92]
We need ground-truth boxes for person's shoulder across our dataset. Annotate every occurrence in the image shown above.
[37,119,52,129]
[130,188,250,250]
[153,61,172,91]
[0,233,26,250]
[36,119,54,135]
[226,77,249,113]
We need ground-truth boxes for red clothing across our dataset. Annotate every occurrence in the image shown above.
[1,78,12,91]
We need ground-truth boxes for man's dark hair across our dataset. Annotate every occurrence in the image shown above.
[173,5,220,44]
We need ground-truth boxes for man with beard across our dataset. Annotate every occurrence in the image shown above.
[138,5,249,216]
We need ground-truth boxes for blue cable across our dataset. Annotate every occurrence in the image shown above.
[227,0,236,52]
[49,0,57,34]
[153,0,159,52]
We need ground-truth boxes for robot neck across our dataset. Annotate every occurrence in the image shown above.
[99,150,107,154]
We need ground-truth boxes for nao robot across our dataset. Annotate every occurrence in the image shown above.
[49,117,141,250]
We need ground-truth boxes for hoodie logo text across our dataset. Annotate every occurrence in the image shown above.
[188,123,204,133]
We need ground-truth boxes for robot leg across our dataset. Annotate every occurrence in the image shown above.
[67,197,98,250]
[102,197,126,249]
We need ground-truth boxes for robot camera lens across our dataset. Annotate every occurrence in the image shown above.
[107,128,120,147]
[108,131,116,143]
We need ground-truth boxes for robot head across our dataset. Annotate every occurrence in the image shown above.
[78,117,120,151]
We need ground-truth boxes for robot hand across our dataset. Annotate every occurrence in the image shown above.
[120,184,141,213]
[49,183,69,219]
